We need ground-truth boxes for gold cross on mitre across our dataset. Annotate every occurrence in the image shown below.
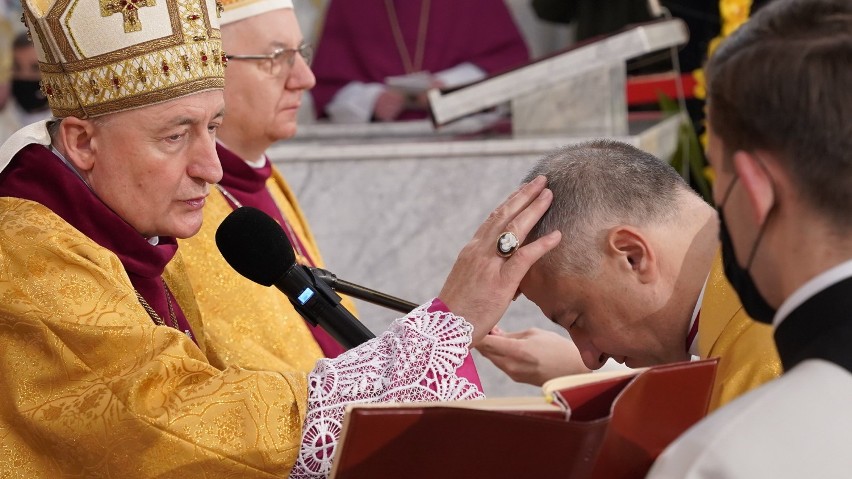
[101,0,156,33]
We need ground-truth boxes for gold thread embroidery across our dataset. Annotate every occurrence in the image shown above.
[30,0,223,118]
[58,0,81,62]
[40,38,223,111]
[100,0,157,33]
[27,12,55,64]
[52,0,184,70]
[48,77,223,118]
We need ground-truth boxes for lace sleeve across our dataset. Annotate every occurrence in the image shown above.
[289,300,485,478]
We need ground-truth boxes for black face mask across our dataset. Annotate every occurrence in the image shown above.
[717,177,777,324]
[12,79,49,113]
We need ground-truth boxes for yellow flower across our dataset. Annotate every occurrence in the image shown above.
[693,68,706,100]
[708,36,724,59]
[697,0,754,152]
[720,0,753,35]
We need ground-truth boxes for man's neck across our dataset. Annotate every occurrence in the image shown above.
[765,207,852,306]
[668,200,719,349]
[217,128,270,165]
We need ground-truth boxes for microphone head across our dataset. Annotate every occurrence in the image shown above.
[215,206,297,287]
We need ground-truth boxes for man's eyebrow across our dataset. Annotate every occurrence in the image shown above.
[158,116,198,129]
[158,108,225,130]
[270,39,306,49]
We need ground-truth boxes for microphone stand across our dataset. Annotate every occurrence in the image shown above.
[312,268,419,314]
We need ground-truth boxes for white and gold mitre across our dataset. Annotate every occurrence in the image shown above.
[21,0,226,118]
[219,0,292,25]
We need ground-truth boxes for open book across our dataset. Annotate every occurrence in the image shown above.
[330,358,717,479]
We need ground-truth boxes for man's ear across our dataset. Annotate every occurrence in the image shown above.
[732,150,776,226]
[606,226,657,284]
[56,117,98,172]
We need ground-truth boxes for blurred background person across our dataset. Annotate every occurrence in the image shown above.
[310,0,529,123]
[9,32,51,125]
[1,31,52,141]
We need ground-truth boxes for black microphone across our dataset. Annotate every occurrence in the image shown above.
[310,267,418,314]
[215,206,376,349]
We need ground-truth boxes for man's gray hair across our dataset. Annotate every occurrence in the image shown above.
[524,140,697,275]
[47,115,111,143]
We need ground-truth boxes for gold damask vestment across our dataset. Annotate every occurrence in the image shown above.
[0,198,308,477]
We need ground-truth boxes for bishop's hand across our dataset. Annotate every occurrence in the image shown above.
[439,175,561,346]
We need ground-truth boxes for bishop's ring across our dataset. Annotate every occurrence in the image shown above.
[496,232,520,258]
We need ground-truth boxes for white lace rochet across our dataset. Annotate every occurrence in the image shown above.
[289,301,485,478]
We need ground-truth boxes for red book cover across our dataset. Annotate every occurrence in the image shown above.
[330,358,718,478]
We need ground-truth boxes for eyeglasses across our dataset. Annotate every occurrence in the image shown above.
[225,43,314,76]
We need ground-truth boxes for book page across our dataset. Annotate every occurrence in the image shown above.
[342,369,646,416]
[344,395,560,413]
[541,367,645,395]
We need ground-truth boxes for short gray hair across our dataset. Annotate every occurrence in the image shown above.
[525,140,697,275]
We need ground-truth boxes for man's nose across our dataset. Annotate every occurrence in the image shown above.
[287,53,316,91]
[189,132,223,184]
[572,336,606,370]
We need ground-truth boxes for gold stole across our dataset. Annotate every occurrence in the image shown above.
[698,251,782,411]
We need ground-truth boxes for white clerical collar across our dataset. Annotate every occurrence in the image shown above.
[50,145,89,186]
[774,258,852,328]
[687,274,709,357]
[244,155,267,168]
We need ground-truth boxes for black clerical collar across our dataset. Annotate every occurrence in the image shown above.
[774,275,852,374]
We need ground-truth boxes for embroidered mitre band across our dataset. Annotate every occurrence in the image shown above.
[21,0,225,118]
[219,0,293,26]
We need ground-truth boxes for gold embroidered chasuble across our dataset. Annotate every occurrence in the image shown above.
[172,168,357,373]
[0,198,308,477]
[698,252,782,411]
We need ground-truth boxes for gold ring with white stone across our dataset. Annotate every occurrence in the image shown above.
[496,232,520,258]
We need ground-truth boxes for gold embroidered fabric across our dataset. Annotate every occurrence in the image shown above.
[100,0,158,33]
[0,198,309,477]
[698,251,782,411]
[22,0,224,118]
[172,169,357,373]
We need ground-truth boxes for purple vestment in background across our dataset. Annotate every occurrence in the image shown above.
[312,0,530,120]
